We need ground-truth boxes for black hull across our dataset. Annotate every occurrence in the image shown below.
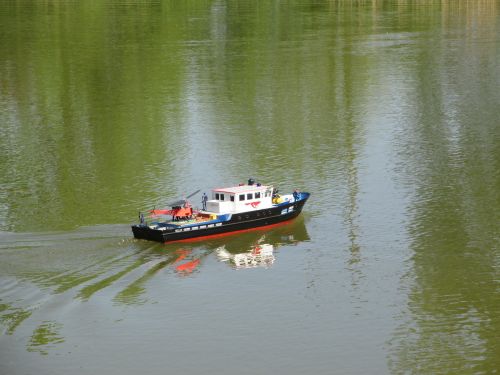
[132,196,309,243]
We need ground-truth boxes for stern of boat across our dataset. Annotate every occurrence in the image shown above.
[132,225,166,243]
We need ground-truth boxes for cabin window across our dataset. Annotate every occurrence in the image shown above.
[220,193,225,201]
[230,195,234,202]
[255,192,261,199]
[247,193,253,200]
[239,194,245,201]
[215,193,220,200]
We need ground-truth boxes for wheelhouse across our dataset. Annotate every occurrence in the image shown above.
[206,184,274,214]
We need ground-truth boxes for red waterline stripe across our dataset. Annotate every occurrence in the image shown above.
[164,217,296,244]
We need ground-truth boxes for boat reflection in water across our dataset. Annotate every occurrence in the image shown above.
[217,243,276,269]
[168,217,310,273]
[169,218,309,274]
[210,218,310,270]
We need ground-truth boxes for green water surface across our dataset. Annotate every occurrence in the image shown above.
[1,1,499,374]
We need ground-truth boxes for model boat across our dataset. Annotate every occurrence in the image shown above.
[132,178,310,243]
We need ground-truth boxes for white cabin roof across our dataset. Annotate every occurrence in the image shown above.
[213,185,271,194]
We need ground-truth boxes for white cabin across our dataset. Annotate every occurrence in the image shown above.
[206,184,274,214]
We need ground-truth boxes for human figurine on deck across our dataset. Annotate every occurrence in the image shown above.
[202,192,208,211]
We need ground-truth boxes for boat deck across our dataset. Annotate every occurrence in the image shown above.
[155,212,219,228]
